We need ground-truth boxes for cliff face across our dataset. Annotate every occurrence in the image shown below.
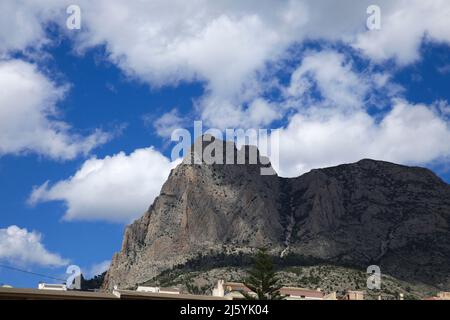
[104,138,450,290]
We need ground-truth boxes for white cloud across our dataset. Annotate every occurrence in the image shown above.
[29,147,180,223]
[152,109,186,138]
[70,0,450,128]
[3,1,450,130]
[199,95,282,129]
[0,225,68,267]
[276,100,450,177]
[285,50,405,111]
[354,0,450,65]
[0,0,63,56]
[72,0,311,129]
[287,51,370,110]
[75,1,306,91]
[3,1,450,83]
[0,59,109,160]
[271,49,450,176]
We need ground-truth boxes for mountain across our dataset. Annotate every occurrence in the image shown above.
[103,136,450,293]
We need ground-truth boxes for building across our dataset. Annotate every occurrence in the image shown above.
[136,285,159,293]
[279,287,325,300]
[343,290,365,300]
[424,292,450,300]
[38,283,67,291]
[0,286,226,300]
[212,280,256,299]
[0,287,117,300]
[437,292,450,300]
[212,280,336,300]
[113,289,227,300]
[136,286,180,294]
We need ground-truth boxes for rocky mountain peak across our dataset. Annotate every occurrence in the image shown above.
[103,139,450,291]
[182,134,275,175]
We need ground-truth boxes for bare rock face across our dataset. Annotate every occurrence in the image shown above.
[104,138,450,290]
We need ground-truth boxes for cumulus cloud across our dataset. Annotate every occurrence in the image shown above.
[152,109,186,138]
[271,49,450,176]
[0,59,109,160]
[199,95,282,129]
[275,100,450,177]
[3,1,450,129]
[75,1,305,90]
[3,1,450,82]
[29,147,180,223]
[68,0,450,128]
[284,50,404,111]
[286,51,370,110]
[0,0,64,56]
[354,0,450,65]
[72,0,311,128]
[0,225,68,267]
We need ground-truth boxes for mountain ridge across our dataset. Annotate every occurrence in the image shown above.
[103,138,450,291]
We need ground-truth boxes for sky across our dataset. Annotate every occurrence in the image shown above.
[1,0,450,288]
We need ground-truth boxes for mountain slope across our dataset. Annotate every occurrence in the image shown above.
[103,138,450,290]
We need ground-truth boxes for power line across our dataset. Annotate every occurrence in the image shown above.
[0,263,66,282]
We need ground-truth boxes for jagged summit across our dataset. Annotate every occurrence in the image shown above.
[104,138,450,291]
[182,135,275,175]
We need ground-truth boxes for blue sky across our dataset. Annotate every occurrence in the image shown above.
[1,1,450,288]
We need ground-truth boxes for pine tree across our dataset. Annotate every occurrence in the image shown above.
[242,248,284,300]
